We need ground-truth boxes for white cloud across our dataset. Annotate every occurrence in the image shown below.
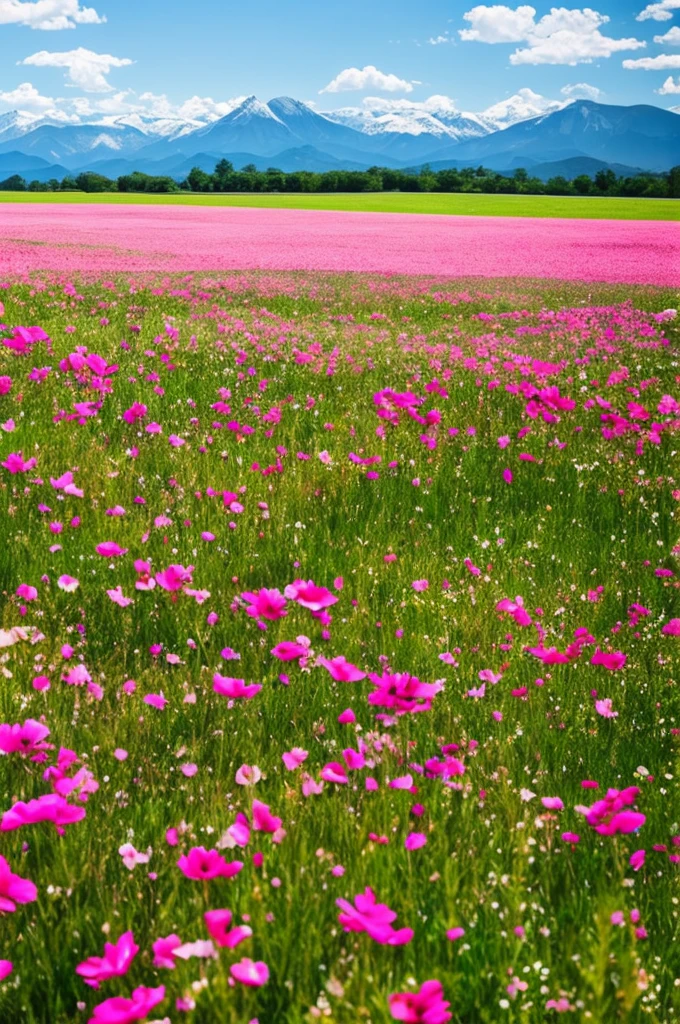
[637,0,680,21]
[658,73,680,91]
[560,81,603,98]
[0,0,104,29]
[460,5,646,65]
[319,65,414,94]
[654,26,680,43]
[428,34,451,45]
[623,52,680,68]
[460,4,537,43]
[0,80,56,110]
[19,47,133,91]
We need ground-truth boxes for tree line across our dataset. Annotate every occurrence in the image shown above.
[2,160,679,198]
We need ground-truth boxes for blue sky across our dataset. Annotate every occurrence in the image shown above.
[0,0,679,122]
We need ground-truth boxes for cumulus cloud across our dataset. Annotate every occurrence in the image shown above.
[460,4,537,42]
[19,47,133,91]
[654,26,680,44]
[319,65,414,94]
[658,74,680,92]
[459,5,646,65]
[560,81,603,99]
[623,53,680,69]
[0,0,104,29]
[0,80,57,110]
[428,34,451,45]
[637,0,680,20]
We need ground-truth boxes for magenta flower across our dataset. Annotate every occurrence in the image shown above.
[368,672,442,715]
[583,787,645,835]
[88,984,165,1024]
[95,541,128,558]
[591,648,627,671]
[0,718,50,756]
[285,579,338,611]
[204,909,252,949]
[2,452,37,474]
[152,935,182,970]
[155,564,194,592]
[252,799,283,834]
[317,655,366,682]
[76,931,139,989]
[0,961,11,981]
[282,747,308,770]
[662,618,680,636]
[336,887,414,945]
[213,673,262,700]
[389,980,452,1023]
[1,794,86,832]
[595,698,618,719]
[230,958,269,987]
[0,855,38,912]
[241,587,287,621]
[270,640,309,661]
[177,847,243,881]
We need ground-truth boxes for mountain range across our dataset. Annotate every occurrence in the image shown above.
[0,96,678,183]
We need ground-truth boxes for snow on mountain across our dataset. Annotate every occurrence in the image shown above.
[479,89,567,131]
[93,113,205,140]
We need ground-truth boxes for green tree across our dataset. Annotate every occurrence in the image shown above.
[186,167,212,192]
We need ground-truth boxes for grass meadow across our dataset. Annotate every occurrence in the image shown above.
[0,190,676,220]
[0,271,679,1024]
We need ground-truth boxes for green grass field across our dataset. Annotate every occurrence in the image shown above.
[0,270,679,1023]
[0,189,677,219]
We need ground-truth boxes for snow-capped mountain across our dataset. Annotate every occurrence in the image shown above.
[93,113,205,140]
[480,89,567,130]
[0,95,677,178]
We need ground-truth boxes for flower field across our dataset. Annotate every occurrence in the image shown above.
[0,270,679,1024]
[0,205,679,285]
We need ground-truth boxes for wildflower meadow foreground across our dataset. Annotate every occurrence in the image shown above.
[0,271,679,1024]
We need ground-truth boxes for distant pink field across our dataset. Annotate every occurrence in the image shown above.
[0,204,676,284]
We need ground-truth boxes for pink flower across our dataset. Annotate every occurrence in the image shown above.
[252,799,282,834]
[389,980,452,1023]
[541,797,564,811]
[270,640,309,661]
[155,564,193,592]
[446,927,465,942]
[58,574,79,592]
[0,718,50,756]
[595,698,618,719]
[88,984,165,1024]
[177,847,243,881]
[337,887,414,945]
[591,648,626,671]
[1,794,86,832]
[662,618,680,636]
[76,931,139,989]
[282,747,308,770]
[204,909,252,949]
[152,935,182,970]
[107,587,134,607]
[2,452,37,474]
[16,583,38,602]
[95,541,128,558]
[317,656,366,682]
[412,579,429,592]
[404,832,427,851]
[118,844,150,871]
[284,579,338,611]
[241,588,287,621]
[213,674,262,700]
[0,854,38,912]
[230,958,269,987]
[235,764,261,786]
[630,849,646,871]
[368,671,442,715]
[584,787,645,836]
[0,961,12,981]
